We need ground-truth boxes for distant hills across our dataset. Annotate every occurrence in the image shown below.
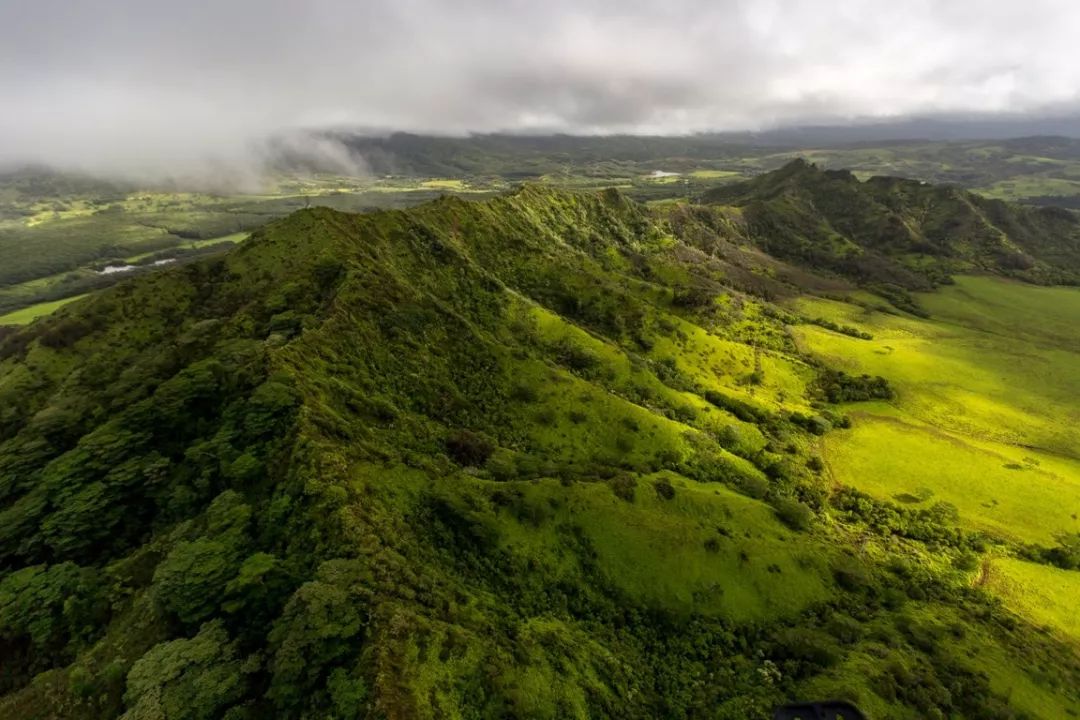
[705,158,1080,290]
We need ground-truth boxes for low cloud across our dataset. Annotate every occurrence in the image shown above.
[2,0,1080,184]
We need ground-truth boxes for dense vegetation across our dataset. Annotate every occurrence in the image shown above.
[0,168,1079,719]
[9,133,1080,319]
[705,159,1080,288]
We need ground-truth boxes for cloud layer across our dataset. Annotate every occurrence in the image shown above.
[2,0,1079,179]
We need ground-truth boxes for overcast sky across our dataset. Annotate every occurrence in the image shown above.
[2,0,1080,180]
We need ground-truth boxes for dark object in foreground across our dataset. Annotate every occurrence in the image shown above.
[773,700,868,720]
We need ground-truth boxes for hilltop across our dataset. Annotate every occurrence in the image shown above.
[0,172,1079,718]
[8,136,1080,324]
[705,159,1080,292]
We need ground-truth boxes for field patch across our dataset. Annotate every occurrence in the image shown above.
[0,294,88,325]
[985,558,1080,644]
[792,276,1080,544]
[825,416,1080,544]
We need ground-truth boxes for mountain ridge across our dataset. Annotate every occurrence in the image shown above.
[1,175,1079,718]
[704,158,1080,291]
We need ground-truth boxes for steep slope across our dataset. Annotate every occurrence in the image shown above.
[0,185,1077,719]
[704,159,1080,293]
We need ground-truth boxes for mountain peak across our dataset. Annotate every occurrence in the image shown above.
[700,160,1080,288]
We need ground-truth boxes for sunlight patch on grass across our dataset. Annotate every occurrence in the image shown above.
[825,416,1080,544]
[986,558,1080,643]
[688,169,740,179]
[0,294,88,325]
[792,276,1080,544]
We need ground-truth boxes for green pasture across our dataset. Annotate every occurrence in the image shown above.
[791,276,1080,543]
[986,557,1080,644]
[497,473,833,620]
[823,414,1080,544]
[0,294,88,325]
[371,466,832,622]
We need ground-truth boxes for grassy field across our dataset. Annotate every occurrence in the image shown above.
[390,470,835,621]
[822,412,1080,544]
[985,557,1080,642]
[791,278,1080,543]
[688,169,740,179]
[979,177,1080,201]
[790,276,1080,653]
[0,294,87,325]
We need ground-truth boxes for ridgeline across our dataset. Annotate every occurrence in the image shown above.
[1,164,1079,718]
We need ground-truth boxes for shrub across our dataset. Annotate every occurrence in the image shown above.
[554,339,599,374]
[672,285,715,309]
[486,449,518,482]
[716,425,740,450]
[652,357,692,390]
[703,390,767,423]
[807,317,873,340]
[764,457,796,481]
[816,369,894,404]
[312,256,345,288]
[775,498,813,531]
[832,556,870,592]
[534,408,557,426]
[653,477,676,500]
[825,613,864,644]
[610,474,637,503]
[671,404,698,424]
[365,396,399,423]
[510,383,539,403]
[789,411,832,435]
[771,627,841,670]
[445,430,495,467]
[736,474,769,500]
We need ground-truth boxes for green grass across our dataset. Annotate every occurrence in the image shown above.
[515,300,769,466]
[791,278,1080,543]
[823,414,1080,544]
[790,276,1080,673]
[986,558,1080,643]
[3,177,1080,718]
[493,473,833,620]
[187,231,250,250]
[688,169,740,179]
[978,176,1080,201]
[0,294,87,325]
[124,232,250,261]
[797,278,1080,455]
[368,463,831,623]
[420,179,469,190]
[922,276,1080,353]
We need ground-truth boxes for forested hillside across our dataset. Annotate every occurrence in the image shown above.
[1,169,1079,718]
[705,159,1080,290]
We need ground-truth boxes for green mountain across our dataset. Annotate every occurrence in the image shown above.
[1,168,1079,719]
[705,159,1080,291]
